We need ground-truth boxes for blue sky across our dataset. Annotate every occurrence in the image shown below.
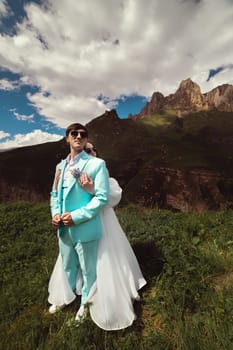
[0,0,233,149]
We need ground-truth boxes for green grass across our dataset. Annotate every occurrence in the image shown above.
[1,203,233,349]
[140,110,233,135]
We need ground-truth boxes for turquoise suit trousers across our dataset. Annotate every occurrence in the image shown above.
[59,227,98,305]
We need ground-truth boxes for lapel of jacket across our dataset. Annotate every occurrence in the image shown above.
[64,151,91,198]
[57,159,67,210]
[57,159,67,194]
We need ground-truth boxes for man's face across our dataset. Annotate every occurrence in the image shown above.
[67,129,88,152]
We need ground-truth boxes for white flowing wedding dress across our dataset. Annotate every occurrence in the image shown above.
[48,178,147,330]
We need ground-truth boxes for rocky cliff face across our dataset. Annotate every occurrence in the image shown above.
[165,79,203,111]
[203,84,233,111]
[130,78,233,119]
[130,92,165,118]
[122,166,233,212]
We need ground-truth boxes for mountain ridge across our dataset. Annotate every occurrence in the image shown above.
[129,78,233,119]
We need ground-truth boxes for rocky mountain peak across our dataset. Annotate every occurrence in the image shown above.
[165,78,203,111]
[178,78,200,90]
[129,79,233,119]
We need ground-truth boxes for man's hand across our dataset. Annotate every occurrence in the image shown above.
[61,212,74,226]
[52,214,62,228]
[79,172,94,194]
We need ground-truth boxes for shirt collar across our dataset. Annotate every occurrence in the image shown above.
[66,150,85,166]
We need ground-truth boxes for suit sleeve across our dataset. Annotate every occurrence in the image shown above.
[71,159,109,225]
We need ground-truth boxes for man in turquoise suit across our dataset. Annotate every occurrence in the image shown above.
[49,123,109,320]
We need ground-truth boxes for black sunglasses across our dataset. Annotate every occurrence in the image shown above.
[85,147,97,154]
[70,130,88,139]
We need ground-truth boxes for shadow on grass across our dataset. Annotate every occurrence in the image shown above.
[132,241,163,280]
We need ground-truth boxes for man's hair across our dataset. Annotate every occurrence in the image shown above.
[65,123,88,137]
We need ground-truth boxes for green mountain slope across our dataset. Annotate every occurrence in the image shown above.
[137,109,233,170]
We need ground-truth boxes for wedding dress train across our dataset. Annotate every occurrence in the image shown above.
[48,178,147,330]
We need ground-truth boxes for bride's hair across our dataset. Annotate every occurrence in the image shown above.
[85,140,99,157]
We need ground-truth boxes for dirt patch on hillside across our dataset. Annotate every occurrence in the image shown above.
[213,269,233,291]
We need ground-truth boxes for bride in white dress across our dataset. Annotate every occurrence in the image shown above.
[48,143,147,331]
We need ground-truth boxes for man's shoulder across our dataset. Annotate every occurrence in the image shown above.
[86,156,106,167]
[88,155,104,162]
[56,158,66,168]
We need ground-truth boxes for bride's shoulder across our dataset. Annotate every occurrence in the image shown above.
[109,177,122,194]
[109,177,120,187]
[106,177,122,207]
[109,176,117,183]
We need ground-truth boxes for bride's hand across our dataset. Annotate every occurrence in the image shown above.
[79,172,94,194]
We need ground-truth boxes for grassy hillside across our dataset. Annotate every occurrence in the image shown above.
[138,109,233,171]
[0,203,233,349]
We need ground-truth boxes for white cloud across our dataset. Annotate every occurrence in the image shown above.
[0,0,233,127]
[26,91,116,127]
[193,65,233,93]
[0,78,19,90]
[10,109,35,122]
[0,0,11,18]
[0,129,63,150]
[0,130,10,140]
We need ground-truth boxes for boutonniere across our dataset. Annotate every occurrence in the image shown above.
[70,168,81,180]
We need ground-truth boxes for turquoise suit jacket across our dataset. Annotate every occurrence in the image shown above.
[50,151,109,243]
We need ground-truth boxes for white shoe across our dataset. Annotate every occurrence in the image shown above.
[75,305,87,322]
[49,304,66,314]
